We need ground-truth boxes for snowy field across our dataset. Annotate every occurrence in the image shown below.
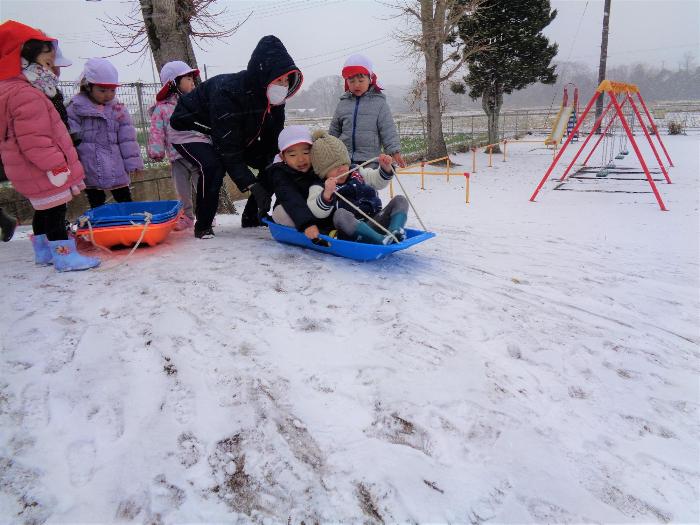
[1,134,698,523]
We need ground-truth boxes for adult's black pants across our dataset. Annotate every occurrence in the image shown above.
[174,142,225,233]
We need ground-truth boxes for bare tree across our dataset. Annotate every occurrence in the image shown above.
[390,0,486,160]
[681,51,696,72]
[307,75,344,117]
[99,0,249,70]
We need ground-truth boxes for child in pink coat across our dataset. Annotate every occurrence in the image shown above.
[0,20,99,271]
[148,61,211,230]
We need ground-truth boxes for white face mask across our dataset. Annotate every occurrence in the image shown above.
[267,83,288,105]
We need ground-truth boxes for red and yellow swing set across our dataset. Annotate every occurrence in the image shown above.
[530,80,674,210]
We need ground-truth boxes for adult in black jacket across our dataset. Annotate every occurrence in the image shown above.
[170,35,302,237]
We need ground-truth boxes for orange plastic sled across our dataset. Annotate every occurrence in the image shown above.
[77,216,179,248]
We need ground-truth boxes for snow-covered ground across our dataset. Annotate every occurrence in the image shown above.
[1,134,698,523]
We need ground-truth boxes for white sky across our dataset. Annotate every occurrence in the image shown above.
[2,0,699,86]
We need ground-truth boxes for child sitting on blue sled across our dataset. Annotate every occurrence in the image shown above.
[269,125,322,241]
[307,130,408,244]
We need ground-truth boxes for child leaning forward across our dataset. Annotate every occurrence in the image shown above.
[269,125,322,240]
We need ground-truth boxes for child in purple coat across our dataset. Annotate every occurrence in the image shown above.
[67,58,143,208]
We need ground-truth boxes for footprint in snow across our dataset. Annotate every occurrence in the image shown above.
[150,474,186,513]
[165,381,196,425]
[19,383,49,429]
[176,431,202,468]
[468,480,512,525]
[366,410,432,457]
[66,439,96,486]
[43,337,78,374]
[87,400,125,442]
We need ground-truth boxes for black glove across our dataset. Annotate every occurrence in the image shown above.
[249,183,272,219]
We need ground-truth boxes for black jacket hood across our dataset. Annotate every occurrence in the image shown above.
[246,35,303,97]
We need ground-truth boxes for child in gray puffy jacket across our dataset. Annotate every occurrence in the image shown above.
[329,54,405,169]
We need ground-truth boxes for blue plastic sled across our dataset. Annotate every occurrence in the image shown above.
[264,219,436,261]
[78,200,182,227]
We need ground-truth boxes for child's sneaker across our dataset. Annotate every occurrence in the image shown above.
[390,228,405,242]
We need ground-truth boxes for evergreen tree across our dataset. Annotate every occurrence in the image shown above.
[453,0,558,152]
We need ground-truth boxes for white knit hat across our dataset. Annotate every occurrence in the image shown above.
[78,58,119,87]
[278,125,313,153]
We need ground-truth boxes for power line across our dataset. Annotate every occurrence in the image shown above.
[301,37,395,69]
[567,43,699,62]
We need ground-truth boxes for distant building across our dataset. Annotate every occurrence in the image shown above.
[287,108,318,117]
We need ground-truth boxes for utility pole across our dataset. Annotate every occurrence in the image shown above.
[595,0,612,131]
[203,64,208,80]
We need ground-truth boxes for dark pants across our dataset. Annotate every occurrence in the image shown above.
[241,168,273,227]
[32,204,68,241]
[174,142,225,233]
[85,186,132,209]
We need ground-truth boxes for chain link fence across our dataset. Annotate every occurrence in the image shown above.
[58,82,699,163]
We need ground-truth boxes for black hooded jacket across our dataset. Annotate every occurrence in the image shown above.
[170,35,302,191]
[270,162,319,232]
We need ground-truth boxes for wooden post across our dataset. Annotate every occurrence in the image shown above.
[503,139,507,162]
[472,147,477,174]
[465,172,470,204]
[420,161,425,190]
[446,157,451,181]
[488,146,493,167]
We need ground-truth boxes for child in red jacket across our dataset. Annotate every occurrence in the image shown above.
[0,20,99,271]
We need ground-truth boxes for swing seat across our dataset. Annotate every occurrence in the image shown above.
[621,150,629,155]
[596,169,609,178]
[263,219,435,261]
[76,201,183,248]
[615,154,625,160]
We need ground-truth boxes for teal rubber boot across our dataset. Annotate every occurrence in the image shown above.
[388,212,407,242]
[30,234,53,265]
[353,221,390,245]
[49,238,101,272]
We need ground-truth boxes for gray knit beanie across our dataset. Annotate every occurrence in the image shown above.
[310,130,350,179]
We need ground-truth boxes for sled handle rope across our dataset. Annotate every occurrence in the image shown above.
[328,158,399,244]
[392,170,427,231]
[77,212,153,270]
[329,157,429,243]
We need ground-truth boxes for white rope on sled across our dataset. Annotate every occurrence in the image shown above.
[77,212,153,271]
[329,158,400,244]
[392,170,427,231]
